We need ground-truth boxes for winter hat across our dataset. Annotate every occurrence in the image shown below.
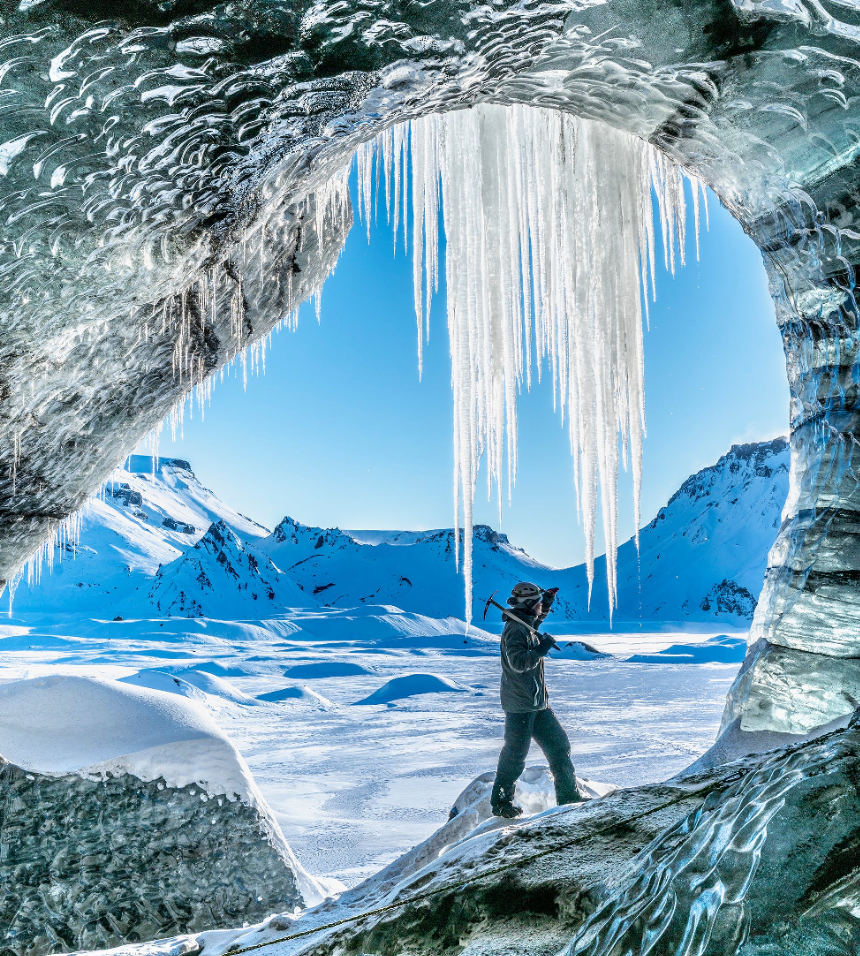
[508,581,542,608]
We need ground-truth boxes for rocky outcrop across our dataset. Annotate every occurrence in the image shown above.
[189,719,860,956]
[0,757,301,956]
[148,520,308,617]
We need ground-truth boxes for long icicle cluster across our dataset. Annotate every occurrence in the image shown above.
[356,104,703,621]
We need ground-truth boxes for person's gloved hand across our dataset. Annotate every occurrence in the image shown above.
[537,634,556,657]
[542,587,559,607]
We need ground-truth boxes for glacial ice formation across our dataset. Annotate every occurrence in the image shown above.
[0,675,312,955]
[354,106,699,618]
[4,0,860,951]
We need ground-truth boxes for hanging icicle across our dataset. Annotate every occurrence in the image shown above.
[354,104,702,621]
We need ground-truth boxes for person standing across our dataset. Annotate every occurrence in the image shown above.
[491,581,582,818]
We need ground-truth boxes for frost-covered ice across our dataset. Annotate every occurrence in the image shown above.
[0,671,343,912]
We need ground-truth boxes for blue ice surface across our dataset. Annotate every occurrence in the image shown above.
[625,634,747,664]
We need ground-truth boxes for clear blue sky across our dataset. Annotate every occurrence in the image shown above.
[137,168,788,569]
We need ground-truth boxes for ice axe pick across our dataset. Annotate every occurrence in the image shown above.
[483,590,559,648]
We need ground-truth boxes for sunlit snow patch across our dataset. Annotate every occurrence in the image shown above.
[354,673,468,705]
[549,639,612,661]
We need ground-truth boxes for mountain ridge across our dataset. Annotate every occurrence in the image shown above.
[9,439,790,624]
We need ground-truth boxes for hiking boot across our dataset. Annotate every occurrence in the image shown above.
[557,792,585,806]
[491,800,523,819]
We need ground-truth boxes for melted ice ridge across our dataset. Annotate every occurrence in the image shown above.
[355,105,702,618]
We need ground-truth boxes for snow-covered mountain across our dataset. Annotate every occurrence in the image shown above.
[258,519,546,619]
[148,521,309,619]
[553,439,790,622]
[9,456,269,616]
[11,440,789,624]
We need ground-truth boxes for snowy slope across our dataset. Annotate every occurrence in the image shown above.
[148,520,310,618]
[9,456,270,616]
[551,439,790,622]
[258,440,788,623]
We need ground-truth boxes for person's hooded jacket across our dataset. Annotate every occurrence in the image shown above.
[499,592,555,712]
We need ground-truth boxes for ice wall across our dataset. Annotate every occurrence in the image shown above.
[2,0,860,735]
[0,755,302,955]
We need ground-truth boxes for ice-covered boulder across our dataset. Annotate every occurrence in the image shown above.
[0,675,332,955]
[182,722,860,956]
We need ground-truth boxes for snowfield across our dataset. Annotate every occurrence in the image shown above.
[0,612,744,888]
[0,441,787,953]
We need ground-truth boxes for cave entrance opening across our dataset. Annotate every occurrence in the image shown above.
[144,106,788,630]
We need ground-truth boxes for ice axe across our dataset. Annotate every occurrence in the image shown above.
[483,590,603,656]
[483,590,559,649]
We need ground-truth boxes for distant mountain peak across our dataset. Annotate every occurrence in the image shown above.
[666,437,789,511]
[126,455,194,475]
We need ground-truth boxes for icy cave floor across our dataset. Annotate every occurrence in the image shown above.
[0,610,744,889]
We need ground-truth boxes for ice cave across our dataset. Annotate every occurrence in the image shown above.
[2,0,860,954]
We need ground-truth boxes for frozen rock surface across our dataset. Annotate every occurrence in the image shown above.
[0,676,310,955]
[170,719,860,956]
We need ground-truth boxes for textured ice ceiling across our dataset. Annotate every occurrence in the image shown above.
[2,0,860,737]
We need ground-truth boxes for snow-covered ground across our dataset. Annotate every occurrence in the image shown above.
[0,443,774,893]
[0,612,743,887]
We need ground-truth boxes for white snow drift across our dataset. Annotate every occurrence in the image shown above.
[0,673,259,800]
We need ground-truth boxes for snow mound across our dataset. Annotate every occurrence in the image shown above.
[354,673,467,705]
[180,660,256,678]
[256,685,334,707]
[626,634,747,664]
[0,674,259,801]
[118,670,209,703]
[167,668,258,705]
[123,668,257,706]
[550,639,612,660]
[283,661,375,678]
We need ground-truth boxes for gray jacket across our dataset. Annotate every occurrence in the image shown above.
[499,598,554,713]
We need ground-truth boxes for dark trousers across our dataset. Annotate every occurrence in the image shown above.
[492,708,580,806]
